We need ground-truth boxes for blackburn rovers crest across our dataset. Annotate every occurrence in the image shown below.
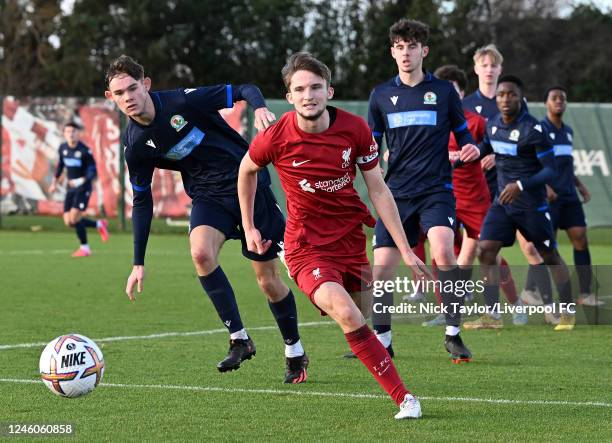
[170,114,187,131]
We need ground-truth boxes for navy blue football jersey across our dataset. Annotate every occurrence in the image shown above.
[55,141,96,183]
[480,107,555,211]
[462,90,499,119]
[124,84,271,200]
[368,72,474,198]
[124,83,271,265]
[541,118,578,201]
[463,89,530,120]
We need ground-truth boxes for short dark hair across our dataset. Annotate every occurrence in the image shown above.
[545,85,567,101]
[281,52,331,91]
[64,122,81,130]
[433,65,467,92]
[105,55,145,88]
[389,19,429,46]
[498,74,524,92]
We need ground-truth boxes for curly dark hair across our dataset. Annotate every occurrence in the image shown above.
[389,18,430,46]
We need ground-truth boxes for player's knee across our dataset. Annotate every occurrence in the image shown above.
[431,245,455,266]
[478,247,496,265]
[190,247,216,269]
[571,232,588,250]
[332,304,363,330]
[255,273,283,299]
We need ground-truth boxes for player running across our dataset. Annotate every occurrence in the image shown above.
[474,75,576,331]
[541,86,603,307]
[238,52,429,419]
[104,55,309,382]
[367,19,479,362]
[48,122,109,257]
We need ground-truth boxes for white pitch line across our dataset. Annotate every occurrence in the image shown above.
[1,378,610,408]
[0,321,334,351]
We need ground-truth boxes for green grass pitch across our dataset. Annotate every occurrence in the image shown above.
[1,226,611,441]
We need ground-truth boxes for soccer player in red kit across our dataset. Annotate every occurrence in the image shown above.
[238,52,430,419]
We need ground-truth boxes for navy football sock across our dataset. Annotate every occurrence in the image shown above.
[533,263,554,305]
[438,267,464,326]
[199,267,244,334]
[268,290,300,345]
[555,278,573,305]
[573,248,592,294]
[525,264,538,291]
[75,221,87,245]
[80,218,97,228]
[372,290,393,334]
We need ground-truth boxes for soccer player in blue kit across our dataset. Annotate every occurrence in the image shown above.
[542,86,603,307]
[104,55,309,382]
[48,122,109,257]
[367,19,480,362]
[476,75,576,331]
[463,44,549,311]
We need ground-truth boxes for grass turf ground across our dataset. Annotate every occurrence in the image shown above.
[1,228,611,442]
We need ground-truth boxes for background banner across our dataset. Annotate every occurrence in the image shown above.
[1,98,610,227]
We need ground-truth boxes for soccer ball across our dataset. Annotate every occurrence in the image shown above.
[39,334,105,398]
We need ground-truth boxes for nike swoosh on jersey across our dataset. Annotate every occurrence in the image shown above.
[292,159,311,167]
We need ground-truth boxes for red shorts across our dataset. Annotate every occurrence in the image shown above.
[284,228,373,314]
[456,203,489,239]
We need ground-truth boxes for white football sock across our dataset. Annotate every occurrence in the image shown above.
[285,340,304,358]
[80,244,90,252]
[229,328,248,340]
[375,330,392,348]
[445,325,460,336]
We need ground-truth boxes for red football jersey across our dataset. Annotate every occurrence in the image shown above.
[449,110,490,208]
[249,107,379,248]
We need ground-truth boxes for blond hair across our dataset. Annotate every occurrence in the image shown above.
[473,44,503,66]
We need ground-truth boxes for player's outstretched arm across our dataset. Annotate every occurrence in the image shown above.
[238,153,271,255]
[125,265,145,302]
[361,167,432,279]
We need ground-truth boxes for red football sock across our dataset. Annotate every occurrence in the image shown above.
[499,257,518,304]
[344,325,409,405]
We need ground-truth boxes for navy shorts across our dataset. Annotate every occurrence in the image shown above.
[189,186,285,262]
[550,198,586,231]
[64,186,91,212]
[480,203,556,251]
[373,190,456,248]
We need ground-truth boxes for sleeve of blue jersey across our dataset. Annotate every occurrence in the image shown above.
[84,149,97,181]
[521,128,556,191]
[449,88,474,146]
[478,133,493,157]
[124,146,155,265]
[185,84,266,111]
[232,84,266,110]
[367,90,385,147]
[54,147,64,178]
